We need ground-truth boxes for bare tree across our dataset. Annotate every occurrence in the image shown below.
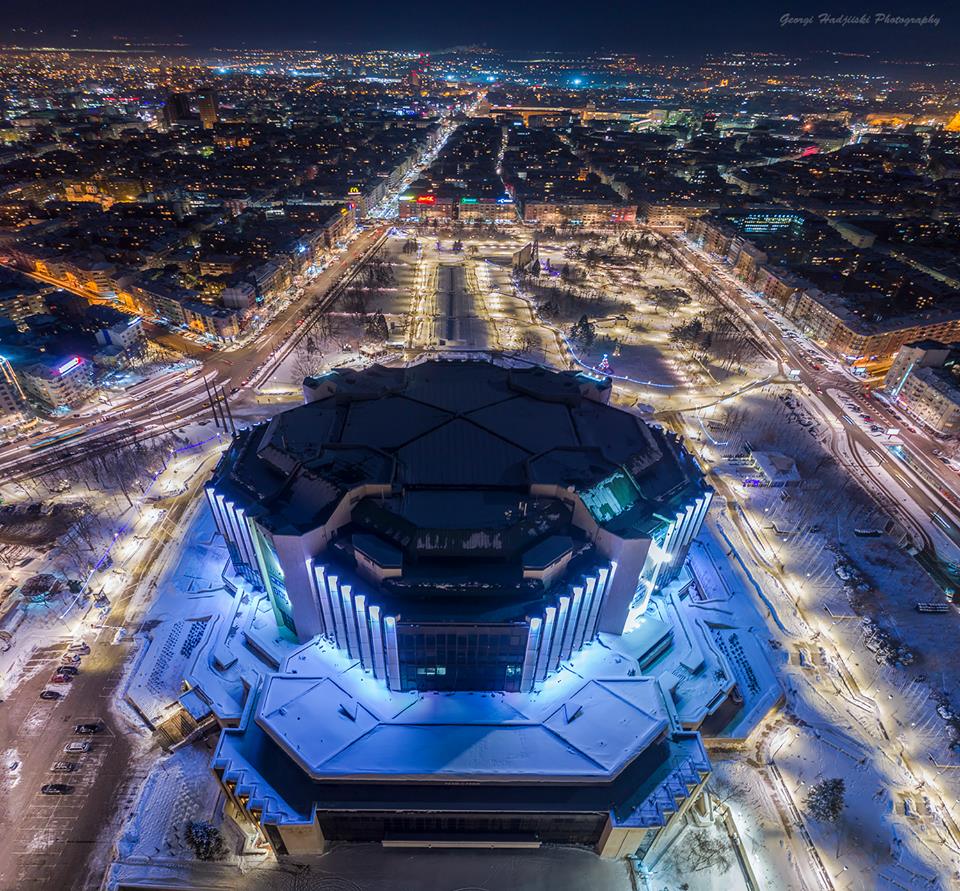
[674,828,732,874]
[290,340,325,381]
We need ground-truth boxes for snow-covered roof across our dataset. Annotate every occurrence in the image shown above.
[253,637,669,783]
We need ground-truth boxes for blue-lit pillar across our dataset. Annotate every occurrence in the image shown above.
[355,595,373,671]
[520,617,542,692]
[311,563,337,642]
[384,616,401,690]
[327,575,348,650]
[561,589,582,661]
[584,564,611,641]
[535,606,557,682]
[573,576,596,651]
[340,584,359,659]
[369,606,387,681]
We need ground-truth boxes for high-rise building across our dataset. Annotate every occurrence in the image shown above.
[162,91,193,128]
[196,88,219,130]
[206,360,714,860]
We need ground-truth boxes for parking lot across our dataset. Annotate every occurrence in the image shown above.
[0,633,133,891]
[11,718,117,887]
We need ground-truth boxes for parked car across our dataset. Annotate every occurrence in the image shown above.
[68,642,89,655]
[39,690,61,701]
[50,673,73,684]
[41,784,73,795]
[56,666,79,676]
[74,722,102,734]
[51,761,77,772]
[63,742,91,754]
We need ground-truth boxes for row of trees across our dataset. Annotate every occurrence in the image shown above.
[670,306,758,372]
[413,219,509,240]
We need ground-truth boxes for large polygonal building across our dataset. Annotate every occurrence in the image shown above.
[206,360,713,858]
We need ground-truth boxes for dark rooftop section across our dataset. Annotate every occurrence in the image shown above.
[211,360,705,619]
[213,360,685,528]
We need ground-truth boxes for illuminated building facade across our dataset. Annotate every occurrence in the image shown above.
[884,341,960,435]
[206,360,713,859]
[197,88,219,130]
[20,355,94,409]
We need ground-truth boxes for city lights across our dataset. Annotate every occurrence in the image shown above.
[0,24,959,891]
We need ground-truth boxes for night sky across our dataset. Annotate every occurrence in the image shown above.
[4,0,958,59]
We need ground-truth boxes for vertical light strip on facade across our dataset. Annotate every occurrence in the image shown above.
[534,606,556,682]
[312,563,337,643]
[355,595,373,670]
[340,584,359,658]
[584,563,611,641]
[692,492,712,540]
[573,576,596,651]
[213,493,236,549]
[648,517,679,592]
[548,595,570,671]
[676,504,696,551]
[384,616,401,690]
[220,497,245,556]
[560,588,582,661]
[305,558,324,636]
[327,575,348,649]
[369,606,387,680]
[519,617,542,692]
[234,507,259,571]
[205,488,226,538]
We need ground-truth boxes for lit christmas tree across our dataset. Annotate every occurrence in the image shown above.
[596,353,612,374]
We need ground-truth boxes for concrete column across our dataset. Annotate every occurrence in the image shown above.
[595,819,648,859]
[535,606,556,682]
[573,577,595,651]
[369,606,387,680]
[384,616,401,690]
[276,819,326,855]
[312,564,336,641]
[340,584,359,658]
[519,618,542,692]
[549,595,571,670]
[234,507,258,571]
[590,559,620,636]
[562,586,584,660]
[355,594,373,671]
[327,575,347,649]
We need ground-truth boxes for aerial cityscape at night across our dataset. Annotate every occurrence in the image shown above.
[1,5,960,890]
